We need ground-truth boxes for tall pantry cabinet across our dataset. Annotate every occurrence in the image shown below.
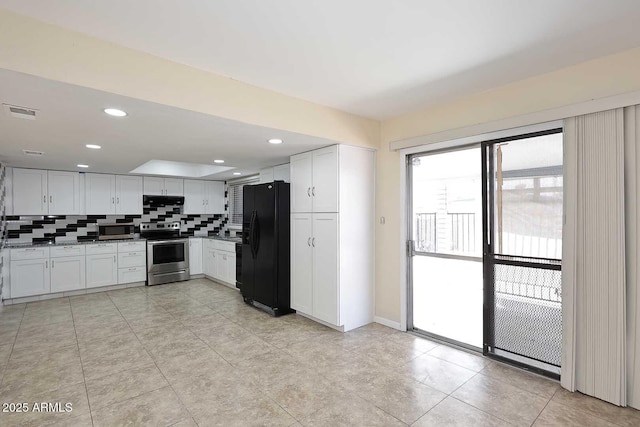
[290,145,375,332]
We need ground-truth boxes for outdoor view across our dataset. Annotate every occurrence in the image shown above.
[411,132,563,363]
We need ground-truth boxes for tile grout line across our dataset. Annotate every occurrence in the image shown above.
[69,297,96,427]
[0,304,25,388]
[546,389,629,427]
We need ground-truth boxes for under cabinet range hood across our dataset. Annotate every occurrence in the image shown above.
[143,195,185,207]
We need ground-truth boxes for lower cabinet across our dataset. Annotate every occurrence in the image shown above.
[86,253,118,288]
[203,239,236,285]
[50,256,86,293]
[189,238,203,275]
[10,258,50,298]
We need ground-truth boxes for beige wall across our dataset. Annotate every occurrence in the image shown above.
[0,9,379,149]
[375,46,640,324]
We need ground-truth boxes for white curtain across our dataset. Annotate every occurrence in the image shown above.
[626,106,640,409]
[562,108,627,406]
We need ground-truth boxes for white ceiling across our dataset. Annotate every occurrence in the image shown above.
[0,69,336,179]
[2,1,640,119]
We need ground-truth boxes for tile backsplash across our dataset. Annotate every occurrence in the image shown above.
[6,202,230,245]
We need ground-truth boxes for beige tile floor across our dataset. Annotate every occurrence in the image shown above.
[0,278,639,426]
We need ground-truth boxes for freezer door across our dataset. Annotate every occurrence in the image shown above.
[241,185,255,300]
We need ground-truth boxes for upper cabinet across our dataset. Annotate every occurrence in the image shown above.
[86,173,143,215]
[143,177,183,196]
[290,147,337,213]
[12,168,81,215]
[184,180,225,215]
[259,163,290,184]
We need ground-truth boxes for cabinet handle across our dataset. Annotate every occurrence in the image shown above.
[117,197,120,204]
[45,260,48,268]
[307,237,311,246]
[203,200,205,205]
[44,195,47,203]
[113,256,116,263]
[312,237,315,247]
[52,260,54,268]
[307,187,311,197]
[50,195,53,203]
[112,197,115,204]
[312,187,315,196]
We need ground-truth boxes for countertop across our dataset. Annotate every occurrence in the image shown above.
[6,237,147,249]
[7,234,242,249]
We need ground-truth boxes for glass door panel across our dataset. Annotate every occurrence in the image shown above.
[409,147,483,348]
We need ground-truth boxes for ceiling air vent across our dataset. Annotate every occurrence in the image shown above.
[3,103,38,120]
[23,149,44,157]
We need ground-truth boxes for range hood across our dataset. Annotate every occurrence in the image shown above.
[143,195,185,207]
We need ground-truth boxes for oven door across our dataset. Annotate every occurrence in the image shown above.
[147,239,189,273]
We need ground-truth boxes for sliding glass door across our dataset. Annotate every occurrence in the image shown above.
[408,129,564,376]
[408,147,483,349]
[483,130,563,375]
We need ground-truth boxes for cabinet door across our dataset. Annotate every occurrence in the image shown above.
[143,177,165,195]
[48,171,81,215]
[226,253,236,284]
[290,153,313,213]
[86,253,118,288]
[204,249,218,277]
[189,238,203,275]
[12,168,48,215]
[205,181,225,214]
[260,167,274,184]
[183,179,206,214]
[10,258,50,298]
[290,214,313,315]
[312,146,338,212]
[164,178,184,196]
[85,174,116,215]
[50,256,86,293]
[312,213,339,325]
[116,175,143,214]
[273,164,290,183]
[216,250,228,281]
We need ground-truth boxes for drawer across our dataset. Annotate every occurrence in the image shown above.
[11,247,50,261]
[85,243,117,255]
[117,241,146,253]
[203,238,216,251]
[50,245,86,258]
[118,266,147,284]
[217,241,236,253]
[118,252,146,268]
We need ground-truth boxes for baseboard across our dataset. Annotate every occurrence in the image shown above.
[374,316,403,331]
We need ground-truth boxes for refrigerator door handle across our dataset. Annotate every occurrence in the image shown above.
[249,210,257,259]
[253,213,261,256]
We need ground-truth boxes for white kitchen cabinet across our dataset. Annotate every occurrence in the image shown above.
[183,179,206,214]
[225,252,236,285]
[290,153,313,213]
[206,181,225,214]
[290,214,313,315]
[12,169,80,215]
[85,173,116,215]
[289,145,374,331]
[50,255,86,293]
[12,168,47,215]
[86,253,118,288]
[216,250,229,283]
[115,175,143,214]
[47,171,81,215]
[203,247,218,278]
[116,241,146,284]
[273,164,290,182]
[259,167,274,184]
[189,238,203,275]
[260,164,290,184]
[143,177,183,196]
[10,257,50,298]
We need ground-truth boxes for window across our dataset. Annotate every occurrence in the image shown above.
[228,176,259,225]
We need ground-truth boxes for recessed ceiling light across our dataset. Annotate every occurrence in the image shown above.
[103,108,127,117]
[85,144,102,149]
[214,159,225,164]
[268,139,283,144]
[233,172,242,176]
[77,164,89,168]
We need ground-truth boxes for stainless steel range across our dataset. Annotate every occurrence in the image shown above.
[140,222,190,286]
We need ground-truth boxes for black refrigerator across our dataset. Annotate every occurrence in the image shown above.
[241,181,293,316]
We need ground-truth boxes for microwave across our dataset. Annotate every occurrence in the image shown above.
[98,223,135,240]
